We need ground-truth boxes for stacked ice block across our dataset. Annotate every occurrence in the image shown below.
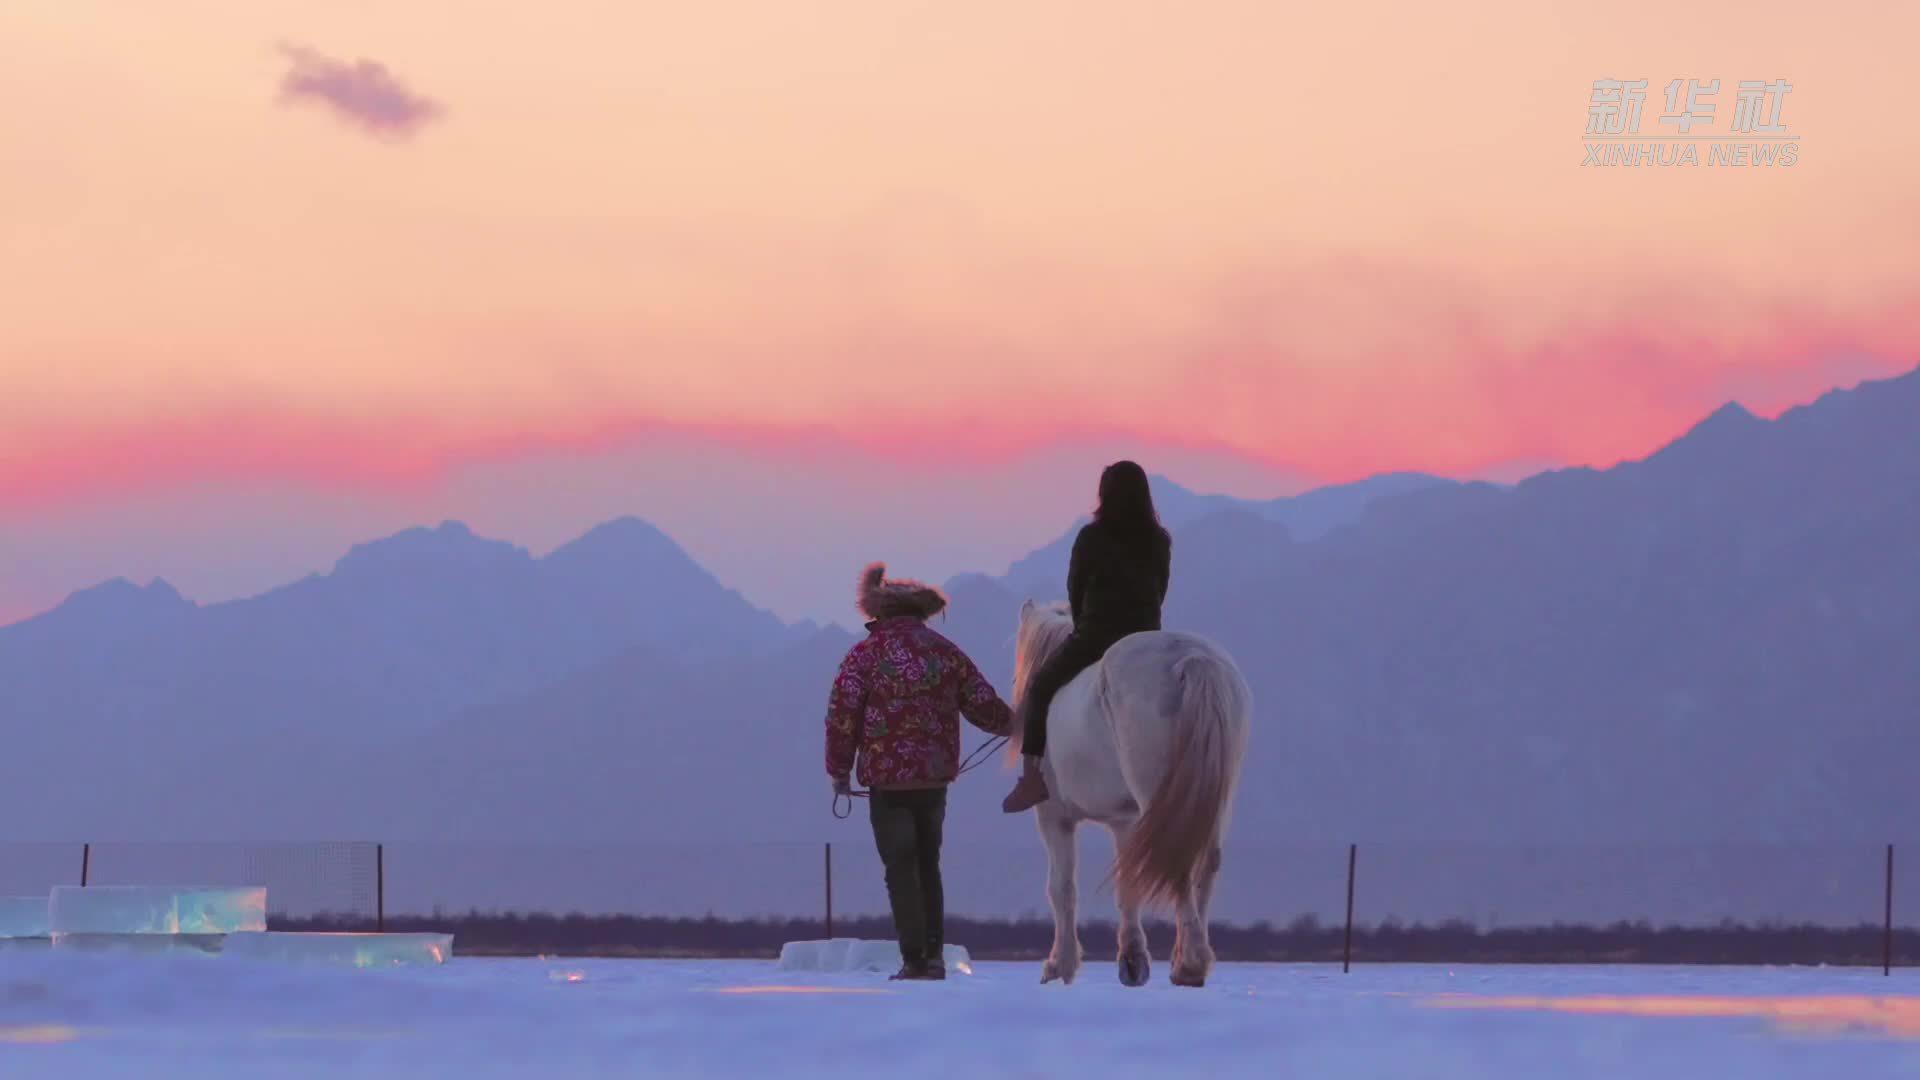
[51,885,266,934]
[223,931,454,968]
[0,896,51,948]
[15,884,454,966]
[48,884,266,953]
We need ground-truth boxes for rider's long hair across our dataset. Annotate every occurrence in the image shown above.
[1092,460,1167,540]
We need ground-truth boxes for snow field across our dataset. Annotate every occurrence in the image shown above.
[3,953,1920,1078]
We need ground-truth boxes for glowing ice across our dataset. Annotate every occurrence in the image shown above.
[49,885,266,936]
[0,896,50,939]
[221,931,454,967]
[777,938,972,974]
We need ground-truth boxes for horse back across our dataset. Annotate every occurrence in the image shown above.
[1049,629,1247,819]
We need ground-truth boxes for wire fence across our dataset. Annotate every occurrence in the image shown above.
[2,840,1914,968]
[0,841,380,923]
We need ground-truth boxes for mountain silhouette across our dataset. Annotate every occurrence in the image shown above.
[985,471,1456,598]
[2,366,1917,926]
[0,515,797,837]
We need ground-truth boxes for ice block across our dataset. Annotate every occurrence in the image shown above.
[0,896,50,938]
[776,938,971,974]
[173,888,268,934]
[49,885,266,936]
[47,934,223,955]
[220,931,453,967]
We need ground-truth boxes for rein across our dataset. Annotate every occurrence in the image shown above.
[831,732,1010,819]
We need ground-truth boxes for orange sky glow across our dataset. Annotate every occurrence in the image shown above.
[2,0,1916,621]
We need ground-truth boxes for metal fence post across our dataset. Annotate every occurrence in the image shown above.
[825,842,834,940]
[1886,843,1895,976]
[1343,843,1357,974]
[80,842,91,887]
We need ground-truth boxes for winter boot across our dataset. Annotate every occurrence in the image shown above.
[889,958,935,981]
[1001,755,1050,813]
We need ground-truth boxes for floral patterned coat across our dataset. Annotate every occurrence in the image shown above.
[825,617,1012,790]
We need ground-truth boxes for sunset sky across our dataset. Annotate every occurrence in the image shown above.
[3,1,1917,624]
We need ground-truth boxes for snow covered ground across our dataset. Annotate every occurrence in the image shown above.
[3,950,1919,1078]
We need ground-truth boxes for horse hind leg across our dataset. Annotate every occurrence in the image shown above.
[1170,844,1223,988]
[1038,805,1082,985]
[1196,842,1223,926]
[1109,822,1151,987]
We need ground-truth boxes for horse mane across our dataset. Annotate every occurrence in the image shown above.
[1008,600,1075,756]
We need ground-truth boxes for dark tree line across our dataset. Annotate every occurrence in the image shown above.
[272,910,1918,967]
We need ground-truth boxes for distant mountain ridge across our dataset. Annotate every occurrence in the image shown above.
[0,514,799,837]
[6,516,790,653]
[2,366,1918,930]
[977,471,1459,598]
[0,459,1445,841]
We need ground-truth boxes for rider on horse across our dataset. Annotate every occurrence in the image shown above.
[1002,460,1172,814]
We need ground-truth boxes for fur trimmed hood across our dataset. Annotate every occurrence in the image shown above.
[858,562,948,621]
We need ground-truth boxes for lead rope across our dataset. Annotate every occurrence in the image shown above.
[957,733,1009,777]
[831,790,866,819]
[831,732,1011,819]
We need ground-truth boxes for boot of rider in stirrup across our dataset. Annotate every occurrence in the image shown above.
[1001,754,1049,813]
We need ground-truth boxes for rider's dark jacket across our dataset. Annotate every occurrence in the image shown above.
[1067,518,1172,638]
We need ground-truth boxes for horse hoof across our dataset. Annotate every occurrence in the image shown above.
[1170,969,1207,988]
[1118,951,1151,987]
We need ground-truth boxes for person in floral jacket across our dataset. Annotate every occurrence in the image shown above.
[825,562,1012,980]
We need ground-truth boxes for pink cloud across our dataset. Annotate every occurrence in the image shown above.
[1150,255,1920,480]
[276,43,443,140]
[3,253,1916,521]
[0,405,1266,519]
[1,355,1912,525]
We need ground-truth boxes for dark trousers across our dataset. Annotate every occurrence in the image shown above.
[1022,628,1128,758]
[868,787,947,964]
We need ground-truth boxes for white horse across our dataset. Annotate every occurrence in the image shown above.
[1010,599,1252,988]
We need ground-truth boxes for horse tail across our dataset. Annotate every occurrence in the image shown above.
[1114,643,1251,911]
